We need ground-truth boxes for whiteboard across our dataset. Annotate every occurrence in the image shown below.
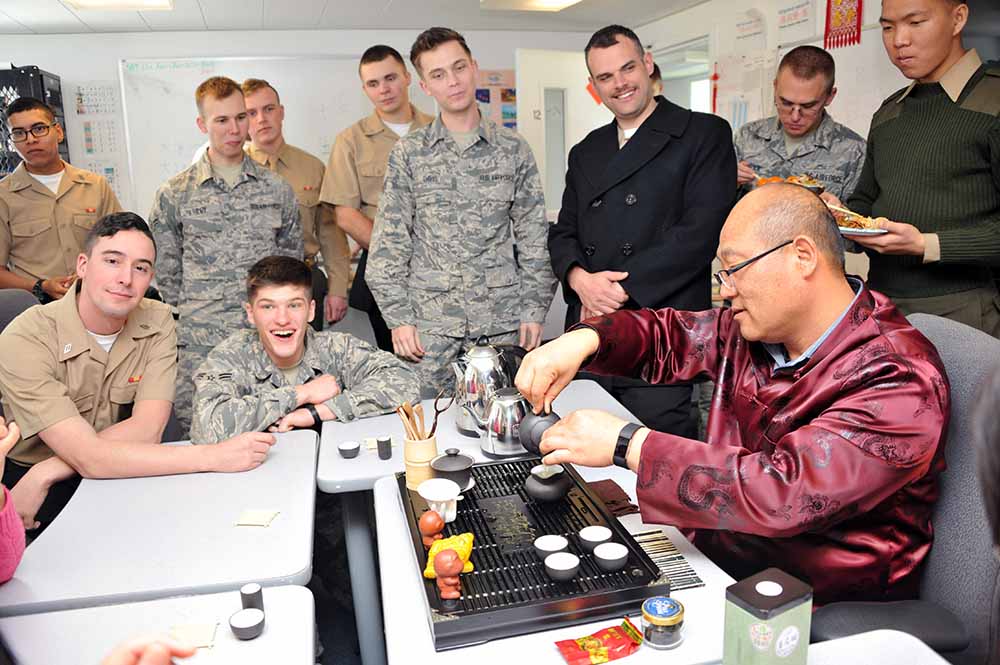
[118,56,434,214]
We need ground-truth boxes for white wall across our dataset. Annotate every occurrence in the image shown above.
[0,28,592,166]
[515,48,613,210]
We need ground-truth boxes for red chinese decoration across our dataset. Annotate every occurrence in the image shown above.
[824,0,863,49]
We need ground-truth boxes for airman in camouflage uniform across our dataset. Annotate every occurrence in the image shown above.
[367,113,556,398]
[734,111,866,200]
[148,152,303,433]
[191,327,419,443]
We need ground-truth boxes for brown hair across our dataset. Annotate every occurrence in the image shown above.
[241,78,280,103]
[195,76,242,114]
[4,96,55,124]
[246,255,312,302]
[778,46,836,94]
[410,27,471,73]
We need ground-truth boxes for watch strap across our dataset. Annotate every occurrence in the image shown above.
[304,403,322,428]
[614,422,642,468]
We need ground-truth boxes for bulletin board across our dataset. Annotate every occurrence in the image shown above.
[476,69,517,130]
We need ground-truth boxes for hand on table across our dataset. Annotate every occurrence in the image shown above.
[325,294,348,324]
[538,409,628,467]
[515,328,600,414]
[102,636,195,665]
[518,322,543,351]
[567,267,629,316]
[392,325,425,362]
[736,161,758,186]
[211,432,276,472]
[270,408,318,433]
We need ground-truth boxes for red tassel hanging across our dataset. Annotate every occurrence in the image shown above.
[824,0,863,50]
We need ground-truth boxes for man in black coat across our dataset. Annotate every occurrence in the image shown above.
[548,24,736,436]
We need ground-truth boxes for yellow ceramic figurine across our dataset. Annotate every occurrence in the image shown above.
[424,533,475,578]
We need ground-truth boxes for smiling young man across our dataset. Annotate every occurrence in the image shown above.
[242,78,351,331]
[366,27,555,397]
[520,183,949,605]
[191,255,419,444]
[826,0,1000,336]
[321,45,433,352]
[548,25,734,438]
[734,46,866,200]
[0,97,121,303]
[0,213,276,534]
[148,76,303,435]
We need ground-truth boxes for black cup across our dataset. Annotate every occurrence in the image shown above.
[377,436,392,460]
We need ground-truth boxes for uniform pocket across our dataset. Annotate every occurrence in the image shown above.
[110,384,138,405]
[11,218,51,238]
[72,393,95,415]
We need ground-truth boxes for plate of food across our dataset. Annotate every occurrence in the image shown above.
[830,206,888,236]
[754,174,825,194]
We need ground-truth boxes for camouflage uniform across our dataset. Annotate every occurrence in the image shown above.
[190,327,419,443]
[367,114,556,398]
[148,152,304,434]
[734,112,866,200]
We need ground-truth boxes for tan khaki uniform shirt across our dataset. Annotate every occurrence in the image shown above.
[0,285,177,466]
[246,143,350,296]
[321,105,434,220]
[0,161,121,282]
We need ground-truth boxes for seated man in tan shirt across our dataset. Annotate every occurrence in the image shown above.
[0,212,276,535]
[0,97,121,303]
[242,78,352,329]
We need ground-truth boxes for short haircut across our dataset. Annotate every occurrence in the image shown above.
[778,46,836,93]
[246,255,312,302]
[410,27,471,72]
[4,97,55,124]
[84,212,157,258]
[195,76,242,114]
[585,25,645,66]
[651,62,662,83]
[752,183,846,272]
[360,44,407,73]
[241,78,280,103]
[974,366,1000,549]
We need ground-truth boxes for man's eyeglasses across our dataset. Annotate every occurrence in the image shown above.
[714,240,793,290]
[9,123,56,143]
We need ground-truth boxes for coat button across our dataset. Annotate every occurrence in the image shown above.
[591,198,603,208]
[584,244,596,256]
[621,243,633,256]
[625,193,638,206]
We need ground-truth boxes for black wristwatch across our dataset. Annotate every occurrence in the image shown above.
[614,423,642,469]
[304,404,322,427]
[31,279,48,303]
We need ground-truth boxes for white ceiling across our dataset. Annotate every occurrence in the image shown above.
[0,0,708,34]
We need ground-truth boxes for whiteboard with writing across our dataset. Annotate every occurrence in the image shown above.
[119,56,433,215]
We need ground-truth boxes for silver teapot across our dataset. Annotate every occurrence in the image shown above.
[451,336,526,437]
[479,387,531,458]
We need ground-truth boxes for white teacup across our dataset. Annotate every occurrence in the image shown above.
[417,478,462,523]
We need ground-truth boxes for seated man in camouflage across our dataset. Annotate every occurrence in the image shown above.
[191,255,420,443]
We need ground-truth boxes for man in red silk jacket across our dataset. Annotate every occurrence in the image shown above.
[517,183,949,604]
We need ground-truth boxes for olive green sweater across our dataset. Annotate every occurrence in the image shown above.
[849,63,1000,298]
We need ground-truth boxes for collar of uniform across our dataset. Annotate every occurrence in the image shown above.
[245,141,289,170]
[425,109,494,147]
[895,48,982,103]
[52,283,95,362]
[753,112,833,149]
[249,327,324,384]
[361,105,433,137]
[194,150,261,186]
[7,160,83,194]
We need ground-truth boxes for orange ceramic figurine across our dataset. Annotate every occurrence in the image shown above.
[419,510,445,548]
[433,549,463,602]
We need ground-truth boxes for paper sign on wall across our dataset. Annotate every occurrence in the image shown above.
[477,69,517,130]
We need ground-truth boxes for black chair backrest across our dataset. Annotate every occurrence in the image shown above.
[908,313,1000,665]
[0,289,38,335]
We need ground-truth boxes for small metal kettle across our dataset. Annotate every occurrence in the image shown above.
[479,387,531,458]
[451,336,526,437]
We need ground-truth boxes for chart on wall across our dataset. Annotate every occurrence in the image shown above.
[476,70,517,130]
[119,56,433,214]
[65,81,130,203]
